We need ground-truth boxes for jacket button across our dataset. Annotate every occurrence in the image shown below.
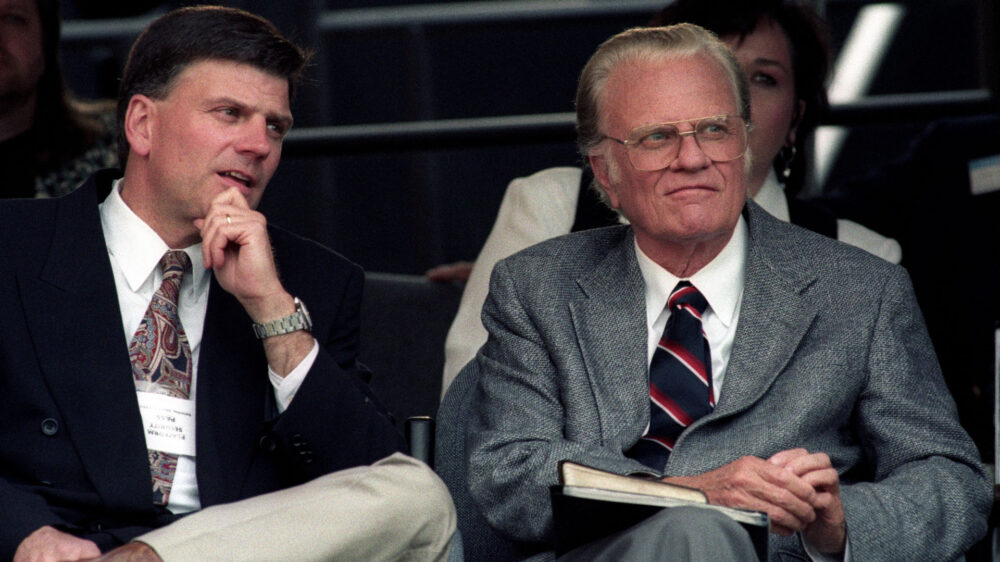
[89,521,104,532]
[258,435,277,453]
[298,449,314,464]
[40,418,59,436]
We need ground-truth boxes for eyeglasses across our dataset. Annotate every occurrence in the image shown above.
[602,115,750,171]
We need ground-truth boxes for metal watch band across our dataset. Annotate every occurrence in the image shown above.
[252,297,312,339]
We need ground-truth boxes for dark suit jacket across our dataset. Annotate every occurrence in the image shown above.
[0,169,406,557]
[462,201,990,561]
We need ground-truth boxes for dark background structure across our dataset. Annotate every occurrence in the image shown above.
[58,0,996,274]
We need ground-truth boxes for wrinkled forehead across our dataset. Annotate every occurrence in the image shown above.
[599,54,741,132]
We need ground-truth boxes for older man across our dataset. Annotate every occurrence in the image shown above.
[0,6,454,561]
[448,24,989,561]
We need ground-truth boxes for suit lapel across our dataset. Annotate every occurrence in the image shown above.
[711,203,819,418]
[569,231,651,441]
[20,175,154,512]
[194,278,268,506]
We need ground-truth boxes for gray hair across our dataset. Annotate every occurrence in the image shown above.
[575,23,751,160]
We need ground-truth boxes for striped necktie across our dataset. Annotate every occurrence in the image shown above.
[627,281,713,471]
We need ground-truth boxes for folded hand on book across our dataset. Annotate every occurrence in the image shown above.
[770,448,846,555]
[554,460,770,559]
[664,447,845,554]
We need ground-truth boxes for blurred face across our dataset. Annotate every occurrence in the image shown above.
[589,55,748,264]
[0,0,43,109]
[132,59,291,237]
[724,18,802,193]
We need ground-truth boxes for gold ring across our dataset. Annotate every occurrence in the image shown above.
[226,215,232,225]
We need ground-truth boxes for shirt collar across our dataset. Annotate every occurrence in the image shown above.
[751,169,789,221]
[635,214,747,329]
[99,178,207,294]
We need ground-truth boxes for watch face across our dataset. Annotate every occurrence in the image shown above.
[294,297,313,330]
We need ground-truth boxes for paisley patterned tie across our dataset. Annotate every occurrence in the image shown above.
[128,250,193,506]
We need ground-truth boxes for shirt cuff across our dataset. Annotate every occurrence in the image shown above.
[268,339,319,412]
[800,530,850,562]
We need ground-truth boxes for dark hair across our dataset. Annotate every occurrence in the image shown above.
[652,0,830,195]
[31,0,115,173]
[116,5,311,167]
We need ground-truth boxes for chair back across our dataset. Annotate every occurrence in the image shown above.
[360,272,463,424]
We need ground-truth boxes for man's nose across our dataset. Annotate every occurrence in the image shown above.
[670,131,711,170]
[236,117,272,158]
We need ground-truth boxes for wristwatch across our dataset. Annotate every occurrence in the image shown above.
[252,297,312,339]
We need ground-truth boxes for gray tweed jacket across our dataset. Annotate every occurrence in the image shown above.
[464,200,990,561]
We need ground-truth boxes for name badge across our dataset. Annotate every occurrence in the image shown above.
[137,392,196,457]
[968,154,1000,195]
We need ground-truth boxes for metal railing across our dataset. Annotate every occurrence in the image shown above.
[60,1,995,159]
[60,0,666,42]
[317,0,666,31]
[281,89,995,157]
[283,112,573,157]
[821,89,994,125]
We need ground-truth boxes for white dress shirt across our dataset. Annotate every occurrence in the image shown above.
[98,179,317,514]
[634,213,846,562]
[633,216,747,403]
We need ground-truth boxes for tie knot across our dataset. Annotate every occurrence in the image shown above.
[160,250,190,283]
[668,281,708,314]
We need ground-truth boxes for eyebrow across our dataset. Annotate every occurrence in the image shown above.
[747,57,790,73]
[208,96,294,129]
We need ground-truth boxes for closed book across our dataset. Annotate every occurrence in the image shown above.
[552,461,769,560]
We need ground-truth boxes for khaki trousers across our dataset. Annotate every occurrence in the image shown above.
[138,453,455,561]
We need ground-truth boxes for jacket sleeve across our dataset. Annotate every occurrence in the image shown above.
[262,261,406,481]
[465,258,654,545]
[837,267,991,560]
[0,481,67,560]
[443,167,583,394]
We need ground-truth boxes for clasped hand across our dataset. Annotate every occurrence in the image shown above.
[664,448,846,554]
[192,188,291,323]
[193,188,314,377]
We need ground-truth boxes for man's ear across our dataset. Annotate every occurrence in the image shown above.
[589,152,620,209]
[124,95,156,158]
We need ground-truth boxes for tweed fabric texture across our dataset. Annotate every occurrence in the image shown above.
[462,201,991,561]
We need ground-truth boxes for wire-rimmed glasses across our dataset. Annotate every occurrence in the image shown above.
[603,115,750,171]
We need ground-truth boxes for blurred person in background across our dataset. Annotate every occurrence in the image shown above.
[0,0,117,199]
